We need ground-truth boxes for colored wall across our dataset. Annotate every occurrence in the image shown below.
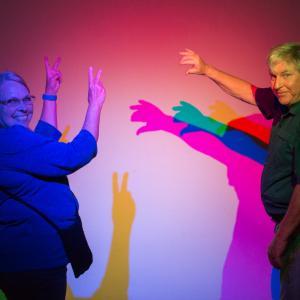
[0,0,299,299]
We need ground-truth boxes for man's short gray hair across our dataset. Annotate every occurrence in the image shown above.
[268,42,300,71]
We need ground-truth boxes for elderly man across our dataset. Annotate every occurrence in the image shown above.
[180,42,300,299]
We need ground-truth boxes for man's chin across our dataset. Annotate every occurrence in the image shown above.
[277,96,292,106]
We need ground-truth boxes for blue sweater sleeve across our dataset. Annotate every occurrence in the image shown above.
[34,120,62,141]
[14,129,98,177]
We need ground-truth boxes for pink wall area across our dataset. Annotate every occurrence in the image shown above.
[0,0,299,299]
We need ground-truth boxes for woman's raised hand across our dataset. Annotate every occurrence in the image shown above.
[44,56,62,95]
[88,67,105,108]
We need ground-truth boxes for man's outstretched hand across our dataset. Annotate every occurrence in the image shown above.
[179,48,208,75]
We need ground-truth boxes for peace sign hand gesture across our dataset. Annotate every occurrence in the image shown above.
[44,56,62,95]
[88,67,105,108]
[112,172,136,228]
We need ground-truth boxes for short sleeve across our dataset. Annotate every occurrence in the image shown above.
[34,120,62,141]
[255,87,278,120]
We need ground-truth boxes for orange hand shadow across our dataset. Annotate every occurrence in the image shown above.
[66,172,136,300]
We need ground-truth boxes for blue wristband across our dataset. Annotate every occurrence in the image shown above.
[42,94,57,101]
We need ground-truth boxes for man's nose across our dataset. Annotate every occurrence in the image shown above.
[273,77,282,90]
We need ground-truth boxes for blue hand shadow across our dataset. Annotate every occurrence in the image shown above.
[177,120,267,165]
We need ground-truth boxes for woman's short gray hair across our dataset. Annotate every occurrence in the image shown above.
[268,42,300,71]
[0,71,30,92]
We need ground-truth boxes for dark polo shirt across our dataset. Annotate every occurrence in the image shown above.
[255,88,300,221]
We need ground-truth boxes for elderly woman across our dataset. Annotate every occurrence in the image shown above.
[0,58,105,300]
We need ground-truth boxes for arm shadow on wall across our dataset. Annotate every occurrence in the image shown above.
[67,172,135,300]
[130,99,279,300]
[66,172,136,300]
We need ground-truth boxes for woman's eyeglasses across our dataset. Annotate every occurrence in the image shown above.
[0,95,36,108]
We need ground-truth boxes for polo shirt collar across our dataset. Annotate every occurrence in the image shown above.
[288,100,300,116]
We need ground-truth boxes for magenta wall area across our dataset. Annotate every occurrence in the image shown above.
[0,1,299,299]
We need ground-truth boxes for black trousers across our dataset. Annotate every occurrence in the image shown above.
[0,266,67,300]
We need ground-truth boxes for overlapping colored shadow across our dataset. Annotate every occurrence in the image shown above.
[67,172,136,300]
[130,100,277,300]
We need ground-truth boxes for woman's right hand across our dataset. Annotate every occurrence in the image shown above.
[88,67,106,108]
[179,48,208,75]
[82,67,106,140]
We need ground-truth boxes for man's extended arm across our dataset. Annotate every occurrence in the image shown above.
[180,48,256,105]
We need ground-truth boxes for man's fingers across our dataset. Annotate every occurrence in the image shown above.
[271,257,282,269]
[268,249,283,269]
[180,57,196,65]
[179,49,194,55]
[179,51,192,56]
[268,252,276,267]
[186,67,198,74]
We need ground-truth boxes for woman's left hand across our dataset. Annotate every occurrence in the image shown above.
[44,56,62,95]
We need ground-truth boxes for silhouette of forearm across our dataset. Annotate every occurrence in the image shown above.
[160,114,266,165]
[229,117,270,144]
[159,115,231,165]
[94,224,132,300]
